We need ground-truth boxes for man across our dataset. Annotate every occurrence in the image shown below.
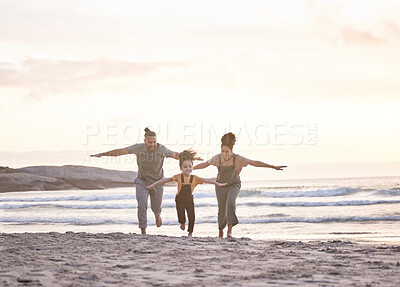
[91,127,180,235]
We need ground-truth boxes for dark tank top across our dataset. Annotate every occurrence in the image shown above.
[175,174,194,201]
[216,154,241,186]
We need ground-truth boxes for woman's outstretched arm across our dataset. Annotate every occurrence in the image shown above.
[248,160,287,170]
[193,161,211,170]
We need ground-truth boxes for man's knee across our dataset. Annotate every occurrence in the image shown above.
[137,200,148,211]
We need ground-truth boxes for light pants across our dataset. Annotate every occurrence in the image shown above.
[215,183,241,230]
[135,178,164,229]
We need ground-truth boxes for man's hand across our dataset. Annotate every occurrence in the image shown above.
[90,153,103,158]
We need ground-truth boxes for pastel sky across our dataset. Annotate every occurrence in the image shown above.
[1,0,399,179]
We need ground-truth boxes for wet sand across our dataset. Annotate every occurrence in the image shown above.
[1,232,399,286]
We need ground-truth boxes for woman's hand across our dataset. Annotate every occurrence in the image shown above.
[273,165,287,170]
[193,156,204,161]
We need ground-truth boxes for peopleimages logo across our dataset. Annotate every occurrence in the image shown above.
[82,122,318,147]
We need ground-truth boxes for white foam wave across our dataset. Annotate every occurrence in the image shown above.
[0,192,216,203]
[2,215,400,225]
[3,199,400,211]
[371,188,400,196]
[239,216,400,224]
[239,187,365,198]
[0,194,135,203]
[252,200,400,207]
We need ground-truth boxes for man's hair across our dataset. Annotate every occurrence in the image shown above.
[144,127,156,137]
[179,149,197,167]
[221,132,236,150]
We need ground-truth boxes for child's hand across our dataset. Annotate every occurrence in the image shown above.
[146,184,154,190]
[216,182,227,186]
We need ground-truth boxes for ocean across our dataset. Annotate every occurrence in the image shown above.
[1,176,400,244]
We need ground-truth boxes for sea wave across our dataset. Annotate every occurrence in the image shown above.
[238,216,400,224]
[371,188,400,197]
[2,215,400,225]
[0,192,216,203]
[0,202,216,210]
[249,199,400,207]
[239,187,366,198]
[0,194,136,203]
[2,199,400,210]
[1,186,398,206]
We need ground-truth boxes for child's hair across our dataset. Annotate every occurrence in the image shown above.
[144,127,156,137]
[221,132,236,150]
[179,149,197,167]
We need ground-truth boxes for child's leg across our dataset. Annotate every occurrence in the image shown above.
[186,200,195,234]
[175,199,186,230]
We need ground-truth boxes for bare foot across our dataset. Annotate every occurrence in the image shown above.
[155,215,162,227]
[180,223,185,230]
[218,230,223,238]
[188,232,192,237]
[141,228,146,235]
[227,224,233,238]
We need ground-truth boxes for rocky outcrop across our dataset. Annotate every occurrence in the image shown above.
[0,165,137,193]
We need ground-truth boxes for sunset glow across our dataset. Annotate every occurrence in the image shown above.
[1,0,399,179]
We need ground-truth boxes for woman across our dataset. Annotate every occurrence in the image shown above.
[193,132,286,238]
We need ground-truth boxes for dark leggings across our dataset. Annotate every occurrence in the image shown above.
[175,199,195,233]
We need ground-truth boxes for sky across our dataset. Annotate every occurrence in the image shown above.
[0,0,399,179]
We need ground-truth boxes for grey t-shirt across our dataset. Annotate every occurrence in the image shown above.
[127,143,173,182]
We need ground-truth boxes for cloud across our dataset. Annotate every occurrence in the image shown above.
[382,20,400,39]
[0,58,186,101]
[342,26,385,46]
[308,1,400,47]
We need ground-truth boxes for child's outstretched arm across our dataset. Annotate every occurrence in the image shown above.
[146,177,173,189]
[203,178,227,187]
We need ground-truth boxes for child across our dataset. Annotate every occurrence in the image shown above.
[146,150,226,236]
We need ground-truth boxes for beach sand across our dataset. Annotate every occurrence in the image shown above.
[1,233,399,286]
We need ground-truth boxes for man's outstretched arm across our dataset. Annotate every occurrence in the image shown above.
[90,147,130,157]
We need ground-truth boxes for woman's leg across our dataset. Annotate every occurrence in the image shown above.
[226,183,241,237]
[215,186,229,236]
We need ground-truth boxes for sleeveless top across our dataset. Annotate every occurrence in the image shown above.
[216,154,241,186]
